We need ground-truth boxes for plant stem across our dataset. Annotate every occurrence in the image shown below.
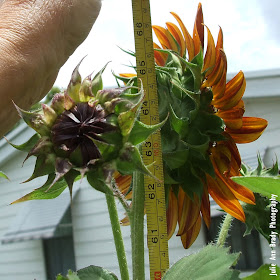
[216,213,233,247]
[106,191,130,280]
[129,171,145,280]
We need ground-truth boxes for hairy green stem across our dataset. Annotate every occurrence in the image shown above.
[216,213,234,247]
[129,171,145,280]
[106,191,130,280]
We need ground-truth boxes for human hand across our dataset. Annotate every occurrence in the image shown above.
[0,0,101,136]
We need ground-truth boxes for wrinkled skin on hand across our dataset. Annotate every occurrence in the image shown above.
[0,0,101,136]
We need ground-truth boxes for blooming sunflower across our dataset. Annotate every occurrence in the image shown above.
[116,3,268,248]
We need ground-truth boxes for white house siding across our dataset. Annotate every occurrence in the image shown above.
[0,127,47,280]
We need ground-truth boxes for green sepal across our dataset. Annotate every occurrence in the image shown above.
[42,104,57,127]
[87,168,111,194]
[11,174,72,203]
[23,136,53,163]
[118,82,144,137]
[128,116,168,146]
[64,169,81,199]
[89,137,117,162]
[116,143,158,180]
[0,171,9,180]
[45,158,73,192]
[178,50,204,93]
[91,62,110,95]
[169,105,189,137]
[183,128,210,155]
[79,75,93,102]
[242,193,279,242]
[5,133,40,152]
[14,103,49,136]
[162,244,240,280]
[163,149,189,170]
[67,60,82,102]
[178,164,204,199]
[23,154,55,183]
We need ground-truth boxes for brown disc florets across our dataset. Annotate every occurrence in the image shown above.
[51,102,116,166]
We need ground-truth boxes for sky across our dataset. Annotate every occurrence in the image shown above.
[54,0,280,89]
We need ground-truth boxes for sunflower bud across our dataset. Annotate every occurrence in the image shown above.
[11,62,165,202]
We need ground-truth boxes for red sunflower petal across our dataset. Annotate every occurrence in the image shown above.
[226,117,268,143]
[166,188,178,239]
[177,189,200,236]
[153,42,168,66]
[193,3,204,55]
[166,22,186,57]
[180,215,202,249]
[207,174,245,222]
[201,185,211,229]
[170,11,195,60]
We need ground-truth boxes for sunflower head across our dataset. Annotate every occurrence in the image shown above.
[116,3,268,248]
[11,62,164,198]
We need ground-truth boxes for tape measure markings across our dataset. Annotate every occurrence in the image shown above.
[131,0,169,278]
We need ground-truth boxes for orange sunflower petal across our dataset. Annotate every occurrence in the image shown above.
[180,215,202,249]
[152,25,178,52]
[203,49,227,88]
[193,2,204,55]
[166,188,178,239]
[202,25,216,76]
[211,65,227,99]
[215,27,224,58]
[207,174,245,222]
[226,117,268,143]
[153,42,168,66]
[170,11,195,60]
[217,102,245,130]
[114,172,132,199]
[213,71,246,110]
[119,73,137,78]
[177,190,200,236]
[166,22,186,57]
[227,178,255,205]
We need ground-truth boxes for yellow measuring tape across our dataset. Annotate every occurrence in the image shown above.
[131,0,169,278]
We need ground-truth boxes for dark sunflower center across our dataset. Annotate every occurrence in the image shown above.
[51,103,115,166]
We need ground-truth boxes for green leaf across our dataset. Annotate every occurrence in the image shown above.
[57,270,81,280]
[77,265,118,280]
[0,171,9,180]
[11,174,76,203]
[231,176,280,202]
[128,116,168,146]
[242,264,280,279]
[163,244,240,280]
[5,133,40,152]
